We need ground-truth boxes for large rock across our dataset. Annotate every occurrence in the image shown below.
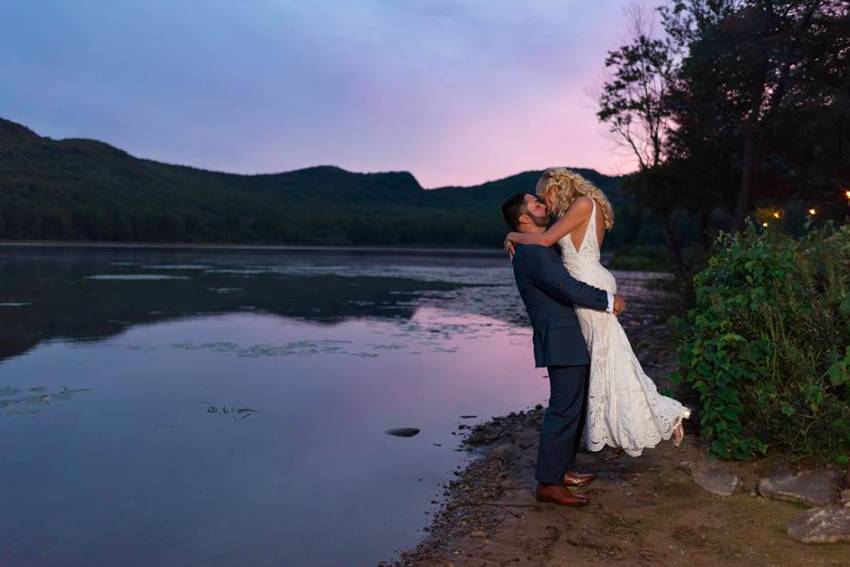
[787,507,850,543]
[758,469,840,507]
[680,460,740,497]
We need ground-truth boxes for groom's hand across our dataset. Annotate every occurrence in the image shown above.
[613,294,626,316]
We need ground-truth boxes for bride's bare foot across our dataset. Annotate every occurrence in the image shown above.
[672,423,684,447]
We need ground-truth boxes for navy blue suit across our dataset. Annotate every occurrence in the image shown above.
[511,244,609,484]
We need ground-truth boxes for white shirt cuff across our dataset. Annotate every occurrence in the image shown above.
[606,292,614,313]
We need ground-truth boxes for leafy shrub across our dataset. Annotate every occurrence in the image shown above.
[671,223,850,460]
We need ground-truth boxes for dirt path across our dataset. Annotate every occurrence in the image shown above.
[389,419,850,566]
[387,275,850,566]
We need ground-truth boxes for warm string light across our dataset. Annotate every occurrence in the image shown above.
[762,222,769,228]
[808,208,817,216]
[772,211,781,219]
[845,189,850,201]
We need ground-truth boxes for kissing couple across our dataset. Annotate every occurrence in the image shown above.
[501,168,691,507]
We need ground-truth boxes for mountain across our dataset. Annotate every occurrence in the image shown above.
[0,117,648,248]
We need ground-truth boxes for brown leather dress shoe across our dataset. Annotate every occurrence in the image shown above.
[535,483,590,507]
[563,471,595,487]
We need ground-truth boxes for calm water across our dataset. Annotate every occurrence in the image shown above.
[0,246,549,566]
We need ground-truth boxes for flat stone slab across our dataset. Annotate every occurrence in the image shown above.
[758,469,840,507]
[787,507,850,543]
[680,460,739,496]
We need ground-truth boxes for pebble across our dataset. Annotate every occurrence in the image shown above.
[490,443,521,462]
[514,431,538,449]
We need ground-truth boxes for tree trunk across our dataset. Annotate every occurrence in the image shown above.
[661,215,685,278]
[732,130,757,231]
[731,0,821,231]
[698,206,712,249]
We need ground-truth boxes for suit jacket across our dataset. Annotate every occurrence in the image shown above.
[511,244,609,367]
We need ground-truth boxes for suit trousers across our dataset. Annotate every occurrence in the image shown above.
[535,365,590,485]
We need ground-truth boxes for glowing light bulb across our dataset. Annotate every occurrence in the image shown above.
[845,189,850,200]
[762,222,769,228]
[772,211,781,219]
[808,208,816,215]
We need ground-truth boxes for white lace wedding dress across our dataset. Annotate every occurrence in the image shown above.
[560,200,691,456]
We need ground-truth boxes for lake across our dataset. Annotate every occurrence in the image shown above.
[0,245,556,566]
[0,245,669,566]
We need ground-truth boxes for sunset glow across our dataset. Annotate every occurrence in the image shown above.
[0,1,648,187]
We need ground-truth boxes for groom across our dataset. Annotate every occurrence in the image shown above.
[501,192,625,507]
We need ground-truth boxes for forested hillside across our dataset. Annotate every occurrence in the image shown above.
[0,118,660,248]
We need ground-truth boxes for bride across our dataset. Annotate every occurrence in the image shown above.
[504,168,690,456]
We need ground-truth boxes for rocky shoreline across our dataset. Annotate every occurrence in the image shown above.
[384,275,850,566]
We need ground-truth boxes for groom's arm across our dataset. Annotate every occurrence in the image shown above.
[523,246,610,311]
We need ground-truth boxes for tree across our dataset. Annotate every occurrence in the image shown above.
[598,4,690,276]
[663,0,847,227]
[599,0,850,265]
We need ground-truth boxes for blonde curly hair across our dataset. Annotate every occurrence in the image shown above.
[535,168,615,230]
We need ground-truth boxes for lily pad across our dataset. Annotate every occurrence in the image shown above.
[0,386,21,396]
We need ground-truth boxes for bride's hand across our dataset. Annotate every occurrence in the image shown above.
[503,235,516,259]
[613,294,626,316]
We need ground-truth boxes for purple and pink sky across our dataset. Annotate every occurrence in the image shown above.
[1,1,652,187]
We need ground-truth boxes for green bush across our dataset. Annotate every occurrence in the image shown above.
[671,223,850,461]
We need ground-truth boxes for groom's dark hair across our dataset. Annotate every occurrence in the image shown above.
[502,192,529,229]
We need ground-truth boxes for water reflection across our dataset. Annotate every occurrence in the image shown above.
[0,247,670,565]
[1,309,544,567]
[0,247,471,364]
[0,246,543,566]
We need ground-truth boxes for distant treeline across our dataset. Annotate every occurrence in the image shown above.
[0,118,694,249]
